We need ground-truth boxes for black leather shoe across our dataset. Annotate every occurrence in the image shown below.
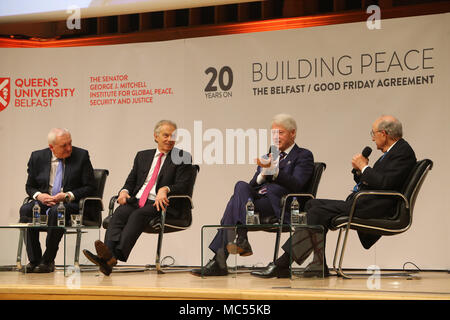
[191,259,228,277]
[83,249,116,276]
[250,262,290,278]
[299,262,330,278]
[226,237,253,257]
[20,262,38,273]
[34,261,55,273]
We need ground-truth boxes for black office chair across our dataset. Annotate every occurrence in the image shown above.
[248,162,327,263]
[17,169,109,269]
[103,164,199,274]
[330,159,433,279]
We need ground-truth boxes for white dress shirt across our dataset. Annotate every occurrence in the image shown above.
[256,143,295,185]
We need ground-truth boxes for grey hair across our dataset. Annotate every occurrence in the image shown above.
[154,120,177,135]
[271,113,297,133]
[378,117,403,139]
[47,128,70,145]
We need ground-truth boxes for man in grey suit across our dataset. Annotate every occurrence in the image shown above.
[251,115,417,278]
[83,120,192,276]
[19,128,96,273]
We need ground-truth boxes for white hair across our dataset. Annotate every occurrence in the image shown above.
[271,113,297,136]
[47,128,70,145]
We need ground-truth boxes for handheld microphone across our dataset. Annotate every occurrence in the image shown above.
[352,146,372,174]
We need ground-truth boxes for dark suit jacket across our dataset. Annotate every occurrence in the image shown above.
[25,146,96,202]
[249,144,314,219]
[351,138,416,248]
[121,147,193,217]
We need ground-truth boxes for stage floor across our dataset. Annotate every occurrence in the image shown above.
[0,267,449,300]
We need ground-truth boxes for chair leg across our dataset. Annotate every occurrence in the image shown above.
[334,227,418,280]
[16,229,25,270]
[272,228,282,263]
[332,228,343,275]
[74,229,82,268]
[337,225,352,279]
[155,210,166,274]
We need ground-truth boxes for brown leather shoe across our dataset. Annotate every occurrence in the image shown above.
[83,249,116,276]
[94,240,113,261]
[226,237,253,257]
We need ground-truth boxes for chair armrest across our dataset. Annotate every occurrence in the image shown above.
[167,195,194,209]
[23,197,33,205]
[108,195,118,216]
[79,197,104,214]
[280,193,315,208]
[347,190,410,223]
[276,193,315,226]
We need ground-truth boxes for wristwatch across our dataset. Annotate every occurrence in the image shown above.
[64,193,71,203]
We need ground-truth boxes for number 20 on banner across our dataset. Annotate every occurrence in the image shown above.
[204,66,233,99]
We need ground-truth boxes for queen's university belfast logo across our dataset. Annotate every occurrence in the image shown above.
[0,78,10,112]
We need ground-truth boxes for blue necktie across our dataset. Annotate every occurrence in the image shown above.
[52,159,63,196]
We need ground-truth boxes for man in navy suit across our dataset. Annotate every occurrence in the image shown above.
[83,120,193,276]
[192,114,314,276]
[252,115,417,278]
[19,128,96,273]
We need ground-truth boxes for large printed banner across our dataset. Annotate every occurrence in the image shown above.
[0,13,448,269]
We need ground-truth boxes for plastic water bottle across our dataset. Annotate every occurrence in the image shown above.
[32,201,41,225]
[245,198,255,225]
[57,202,66,227]
[290,197,300,225]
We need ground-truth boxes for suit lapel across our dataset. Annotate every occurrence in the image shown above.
[44,148,52,188]
[373,139,404,169]
[279,144,298,170]
[144,149,156,174]
[157,149,172,185]
[63,156,71,189]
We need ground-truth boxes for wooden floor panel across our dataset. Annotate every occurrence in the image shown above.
[0,268,449,300]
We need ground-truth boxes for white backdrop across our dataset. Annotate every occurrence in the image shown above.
[0,13,448,270]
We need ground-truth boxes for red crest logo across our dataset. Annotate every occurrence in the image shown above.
[0,78,10,112]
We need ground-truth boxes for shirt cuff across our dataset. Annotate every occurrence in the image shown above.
[361,165,370,174]
[32,192,41,200]
[256,173,266,185]
[67,192,75,202]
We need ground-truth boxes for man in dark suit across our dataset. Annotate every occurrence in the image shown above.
[83,120,192,276]
[19,128,96,273]
[251,115,417,278]
[192,114,314,276]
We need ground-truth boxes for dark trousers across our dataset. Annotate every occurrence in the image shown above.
[19,201,78,264]
[104,200,160,262]
[209,181,275,254]
[281,198,352,266]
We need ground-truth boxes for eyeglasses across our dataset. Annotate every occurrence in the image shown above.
[370,130,384,137]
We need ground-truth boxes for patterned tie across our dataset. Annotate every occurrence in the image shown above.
[139,152,164,208]
[52,159,63,196]
[258,151,287,195]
